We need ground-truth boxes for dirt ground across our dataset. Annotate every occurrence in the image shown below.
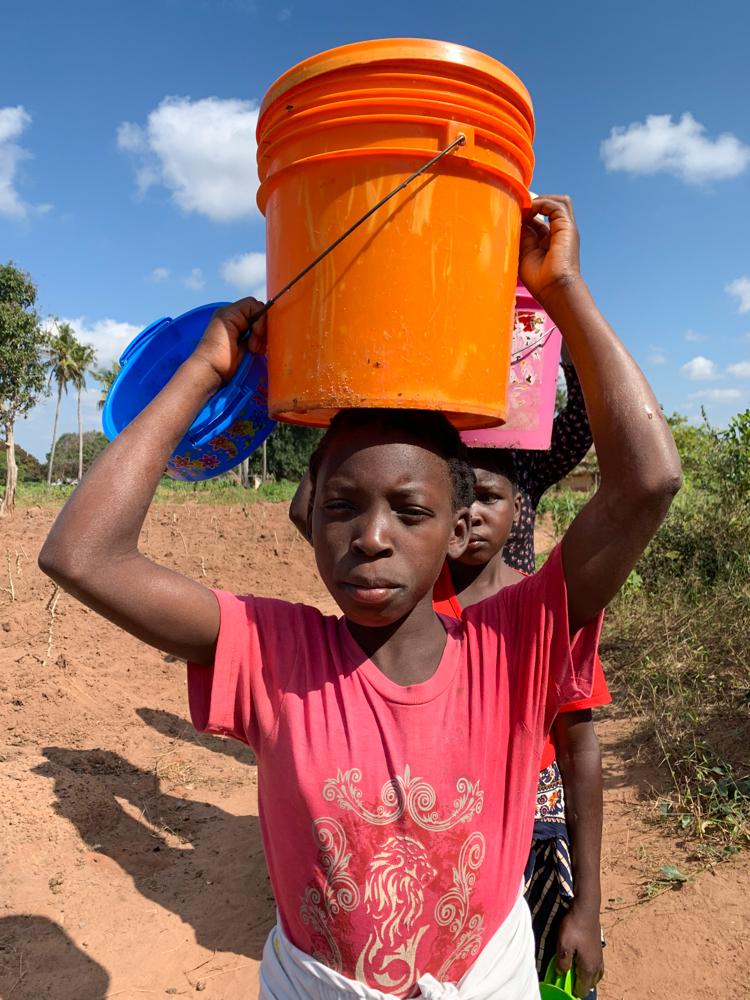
[0,502,747,1000]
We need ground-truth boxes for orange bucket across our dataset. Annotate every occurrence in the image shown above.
[256,39,535,428]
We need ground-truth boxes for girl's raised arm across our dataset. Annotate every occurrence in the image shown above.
[518,196,681,634]
[38,298,267,666]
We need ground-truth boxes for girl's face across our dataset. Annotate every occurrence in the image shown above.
[458,466,521,567]
[310,428,472,626]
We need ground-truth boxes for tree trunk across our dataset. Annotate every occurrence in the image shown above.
[47,382,63,486]
[262,439,267,484]
[241,457,249,489]
[77,386,83,481]
[0,421,18,517]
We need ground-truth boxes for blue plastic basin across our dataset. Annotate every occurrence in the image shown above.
[102,303,275,481]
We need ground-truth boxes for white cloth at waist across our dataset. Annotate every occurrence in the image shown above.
[258,882,539,1000]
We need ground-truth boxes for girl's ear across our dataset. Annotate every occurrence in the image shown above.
[306,500,314,545]
[447,507,472,560]
[513,493,522,524]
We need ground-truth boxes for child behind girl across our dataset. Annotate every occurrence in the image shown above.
[39,196,681,1000]
[432,449,609,995]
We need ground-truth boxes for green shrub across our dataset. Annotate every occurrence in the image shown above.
[638,486,750,592]
[247,424,324,482]
[0,442,44,482]
[537,489,589,541]
[46,430,109,480]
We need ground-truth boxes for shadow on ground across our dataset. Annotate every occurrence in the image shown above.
[136,706,258,766]
[34,710,273,962]
[0,915,110,1000]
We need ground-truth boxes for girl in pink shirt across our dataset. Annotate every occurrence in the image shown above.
[39,196,681,1000]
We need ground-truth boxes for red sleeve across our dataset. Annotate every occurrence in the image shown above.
[498,543,603,739]
[558,654,612,713]
[432,561,463,620]
[186,591,320,753]
[187,590,262,749]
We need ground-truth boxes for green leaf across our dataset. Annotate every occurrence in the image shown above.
[660,865,686,881]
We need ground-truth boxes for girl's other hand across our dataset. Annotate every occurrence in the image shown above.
[193,296,267,386]
[555,902,604,997]
[518,195,581,309]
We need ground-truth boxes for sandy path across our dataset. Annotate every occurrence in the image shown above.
[0,503,746,999]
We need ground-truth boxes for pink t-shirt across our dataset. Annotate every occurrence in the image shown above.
[187,543,601,996]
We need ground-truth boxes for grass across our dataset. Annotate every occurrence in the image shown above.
[602,584,750,849]
[541,483,750,851]
[537,488,588,540]
[13,477,300,508]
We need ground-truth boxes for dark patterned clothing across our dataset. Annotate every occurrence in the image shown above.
[524,764,574,974]
[503,364,593,575]
[525,840,573,978]
[532,761,570,842]
[525,764,599,997]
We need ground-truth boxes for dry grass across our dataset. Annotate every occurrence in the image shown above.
[542,473,750,851]
[602,549,750,850]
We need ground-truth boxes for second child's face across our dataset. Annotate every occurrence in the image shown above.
[458,466,521,567]
[311,429,471,626]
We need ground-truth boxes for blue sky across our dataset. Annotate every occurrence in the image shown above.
[2,0,750,462]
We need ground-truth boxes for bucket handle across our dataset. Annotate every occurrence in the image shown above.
[543,958,575,995]
[511,326,559,363]
[120,316,172,365]
[241,132,468,336]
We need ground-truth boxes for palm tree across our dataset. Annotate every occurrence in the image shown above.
[44,321,81,485]
[93,360,121,412]
[71,340,97,481]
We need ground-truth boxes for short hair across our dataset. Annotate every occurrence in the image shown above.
[309,409,476,512]
[466,447,519,492]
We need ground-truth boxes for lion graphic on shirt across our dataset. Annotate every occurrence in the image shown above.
[355,834,437,993]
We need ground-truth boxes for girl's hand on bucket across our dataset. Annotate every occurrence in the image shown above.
[518,195,581,308]
[193,297,267,386]
[555,902,604,998]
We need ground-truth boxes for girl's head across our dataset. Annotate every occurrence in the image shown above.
[457,448,521,567]
[307,409,475,625]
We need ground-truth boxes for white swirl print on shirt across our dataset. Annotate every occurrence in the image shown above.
[299,817,360,971]
[355,835,437,992]
[434,832,486,981]
[323,764,484,832]
[301,765,486,996]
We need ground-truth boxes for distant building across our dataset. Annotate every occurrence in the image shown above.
[558,447,598,492]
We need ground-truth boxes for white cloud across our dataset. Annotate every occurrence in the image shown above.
[117,96,260,222]
[601,113,750,184]
[648,346,666,365]
[680,356,721,380]
[688,388,742,401]
[0,105,51,219]
[147,267,170,282]
[726,276,750,314]
[684,329,709,342]
[46,316,143,367]
[727,360,750,378]
[182,268,205,290]
[221,251,266,297]
[278,6,292,19]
